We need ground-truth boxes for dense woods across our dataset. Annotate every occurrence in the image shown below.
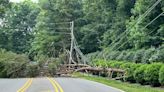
[1,0,164,57]
[0,0,164,86]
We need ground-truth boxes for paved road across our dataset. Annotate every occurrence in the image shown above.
[0,78,123,92]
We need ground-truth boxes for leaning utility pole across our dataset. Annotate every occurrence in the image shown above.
[69,21,74,66]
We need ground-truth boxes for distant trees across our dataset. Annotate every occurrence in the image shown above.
[79,0,163,53]
[0,0,10,18]
[86,0,164,63]
[127,0,164,49]
[0,0,163,63]
[0,0,163,78]
[0,1,40,53]
[1,0,163,55]
[31,0,83,57]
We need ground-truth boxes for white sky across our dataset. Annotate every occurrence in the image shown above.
[10,0,38,3]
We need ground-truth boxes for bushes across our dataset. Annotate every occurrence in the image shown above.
[150,47,164,63]
[123,51,135,61]
[116,51,126,61]
[144,63,162,86]
[108,51,120,60]
[34,54,60,76]
[133,49,145,63]
[109,61,124,68]
[93,59,164,87]
[159,65,164,86]
[126,63,141,82]
[48,61,58,75]
[0,49,30,78]
[120,62,139,82]
[87,46,164,64]
[134,65,147,85]
[26,63,39,77]
[141,48,155,64]
[93,59,108,67]
[48,58,60,75]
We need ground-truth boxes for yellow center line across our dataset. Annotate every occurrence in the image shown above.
[47,77,59,92]
[17,78,31,92]
[22,78,33,92]
[51,78,64,92]
[17,78,33,92]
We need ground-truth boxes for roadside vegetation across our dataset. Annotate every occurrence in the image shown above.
[91,60,164,87]
[74,73,164,92]
[0,49,29,77]
[87,46,164,64]
[0,0,164,91]
[0,49,59,78]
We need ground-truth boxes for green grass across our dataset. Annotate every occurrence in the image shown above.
[73,73,164,92]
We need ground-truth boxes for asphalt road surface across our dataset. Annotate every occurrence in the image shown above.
[0,78,124,92]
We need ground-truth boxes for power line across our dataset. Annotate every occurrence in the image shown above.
[137,0,162,24]
[110,11,163,50]
[108,0,162,47]
[114,12,164,51]
[46,22,71,25]
[2,21,71,25]
[49,31,71,34]
[141,12,164,31]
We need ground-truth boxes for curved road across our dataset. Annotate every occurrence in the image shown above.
[0,78,123,92]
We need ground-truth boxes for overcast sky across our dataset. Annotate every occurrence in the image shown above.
[10,0,38,3]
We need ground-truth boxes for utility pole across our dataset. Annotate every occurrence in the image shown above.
[69,21,74,68]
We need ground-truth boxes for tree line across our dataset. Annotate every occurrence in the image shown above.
[1,0,164,56]
[0,0,163,77]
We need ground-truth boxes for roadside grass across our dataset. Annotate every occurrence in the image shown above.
[73,73,164,92]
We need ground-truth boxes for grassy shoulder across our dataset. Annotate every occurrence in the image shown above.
[73,73,164,92]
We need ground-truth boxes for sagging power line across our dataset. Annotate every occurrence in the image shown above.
[109,0,162,48]
[114,11,164,51]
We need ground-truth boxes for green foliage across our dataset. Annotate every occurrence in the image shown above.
[1,1,40,53]
[109,61,124,68]
[1,0,163,60]
[86,51,100,63]
[34,54,60,76]
[127,0,164,49]
[123,51,135,61]
[26,63,39,77]
[141,48,156,63]
[93,59,164,86]
[134,65,148,85]
[150,46,164,63]
[87,47,164,64]
[125,63,141,82]
[133,49,145,63]
[116,51,127,61]
[31,0,84,57]
[0,0,10,18]
[75,73,164,92]
[93,59,108,67]
[159,65,164,86]
[0,0,163,81]
[144,63,162,86]
[119,62,137,82]
[0,49,30,77]
[108,51,120,60]
[48,59,60,75]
